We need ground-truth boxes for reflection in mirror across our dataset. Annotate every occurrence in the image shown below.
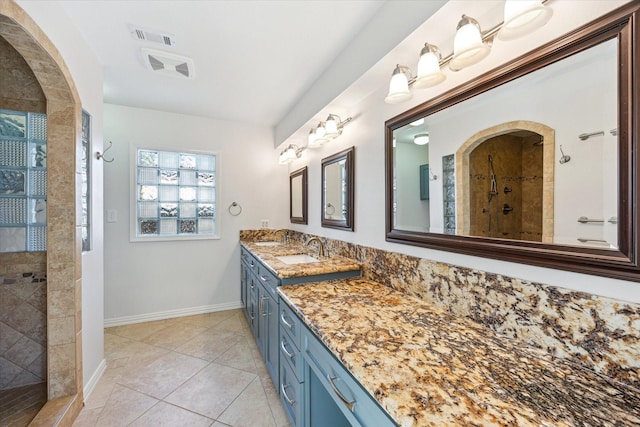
[322,147,354,231]
[386,3,639,282]
[290,166,307,224]
[391,39,616,249]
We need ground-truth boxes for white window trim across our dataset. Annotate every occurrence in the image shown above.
[129,144,220,242]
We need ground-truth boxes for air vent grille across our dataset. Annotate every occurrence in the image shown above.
[141,48,195,79]
[130,25,176,46]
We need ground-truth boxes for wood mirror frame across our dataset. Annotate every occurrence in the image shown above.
[385,3,639,282]
[290,166,308,224]
[322,146,355,231]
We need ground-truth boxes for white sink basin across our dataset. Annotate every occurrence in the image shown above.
[254,241,282,246]
[276,254,320,265]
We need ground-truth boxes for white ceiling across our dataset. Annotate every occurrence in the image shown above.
[57,0,386,127]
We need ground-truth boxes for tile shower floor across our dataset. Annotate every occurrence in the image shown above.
[73,309,289,427]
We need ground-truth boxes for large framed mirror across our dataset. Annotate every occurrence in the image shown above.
[322,146,354,231]
[385,3,639,282]
[290,166,308,224]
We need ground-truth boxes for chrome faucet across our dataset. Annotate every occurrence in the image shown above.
[304,237,325,257]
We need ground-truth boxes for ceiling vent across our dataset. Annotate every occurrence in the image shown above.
[129,25,176,46]
[141,48,195,79]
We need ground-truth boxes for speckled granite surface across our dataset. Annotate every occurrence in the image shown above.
[241,229,640,390]
[279,279,640,427]
[240,240,361,279]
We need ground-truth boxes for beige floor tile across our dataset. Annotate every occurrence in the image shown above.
[218,377,277,427]
[175,311,238,329]
[214,340,258,373]
[106,320,168,341]
[71,407,102,427]
[129,401,214,427]
[73,310,288,426]
[260,375,290,427]
[165,362,256,420]
[119,351,209,399]
[94,384,158,427]
[105,333,168,366]
[175,329,245,362]
[141,321,211,350]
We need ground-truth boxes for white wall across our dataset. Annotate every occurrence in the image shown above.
[103,104,288,323]
[284,1,640,305]
[16,0,106,394]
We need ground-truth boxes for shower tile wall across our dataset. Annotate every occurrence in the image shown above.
[0,252,47,390]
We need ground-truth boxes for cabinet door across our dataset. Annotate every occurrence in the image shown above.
[248,277,259,341]
[241,263,248,320]
[264,292,279,386]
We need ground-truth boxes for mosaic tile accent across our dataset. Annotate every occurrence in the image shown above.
[241,229,640,389]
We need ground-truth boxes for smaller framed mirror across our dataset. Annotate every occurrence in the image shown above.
[321,147,354,231]
[290,166,308,224]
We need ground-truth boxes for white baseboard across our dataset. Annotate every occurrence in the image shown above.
[104,301,243,328]
[83,358,106,403]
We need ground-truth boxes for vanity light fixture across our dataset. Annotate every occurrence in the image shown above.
[414,133,430,145]
[383,0,554,104]
[306,114,353,147]
[278,144,303,165]
[410,118,425,126]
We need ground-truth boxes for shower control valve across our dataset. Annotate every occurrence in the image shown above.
[502,204,514,215]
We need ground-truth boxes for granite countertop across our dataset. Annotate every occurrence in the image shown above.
[278,278,640,427]
[240,240,361,278]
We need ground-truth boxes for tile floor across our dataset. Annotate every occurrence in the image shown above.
[0,382,47,426]
[73,309,289,427]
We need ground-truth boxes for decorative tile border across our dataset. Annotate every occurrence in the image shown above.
[242,229,640,389]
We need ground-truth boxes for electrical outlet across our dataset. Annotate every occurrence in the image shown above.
[260,219,269,228]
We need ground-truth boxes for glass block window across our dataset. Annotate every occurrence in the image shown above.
[81,110,91,252]
[442,154,456,234]
[133,148,218,241]
[0,109,47,252]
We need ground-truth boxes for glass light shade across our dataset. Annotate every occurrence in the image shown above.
[314,122,329,145]
[325,115,340,139]
[414,133,430,145]
[307,128,320,148]
[414,44,446,89]
[410,118,425,127]
[450,15,491,71]
[384,65,412,104]
[278,146,298,164]
[498,0,553,41]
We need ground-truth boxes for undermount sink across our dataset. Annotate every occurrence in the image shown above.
[254,241,282,246]
[276,254,320,265]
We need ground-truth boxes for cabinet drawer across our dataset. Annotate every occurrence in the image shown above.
[256,267,278,297]
[280,358,303,427]
[241,248,260,275]
[279,301,302,348]
[280,327,303,382]
[303,328,396,427]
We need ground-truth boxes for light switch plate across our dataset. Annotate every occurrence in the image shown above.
[107,209,118,223]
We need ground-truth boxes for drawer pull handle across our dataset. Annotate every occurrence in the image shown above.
[280,340,294,359]
[250,260,255,267]
[327,375,356,412]
[281,383,295,406]
[259,275,269,282]
[250,308,255,321]
[280,312,293,330]
[261,296,269,316]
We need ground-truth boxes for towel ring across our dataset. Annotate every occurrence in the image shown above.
[228,202,242,216]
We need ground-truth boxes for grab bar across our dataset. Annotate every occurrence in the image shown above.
[577,216,603,224]
[577,216,618,224]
